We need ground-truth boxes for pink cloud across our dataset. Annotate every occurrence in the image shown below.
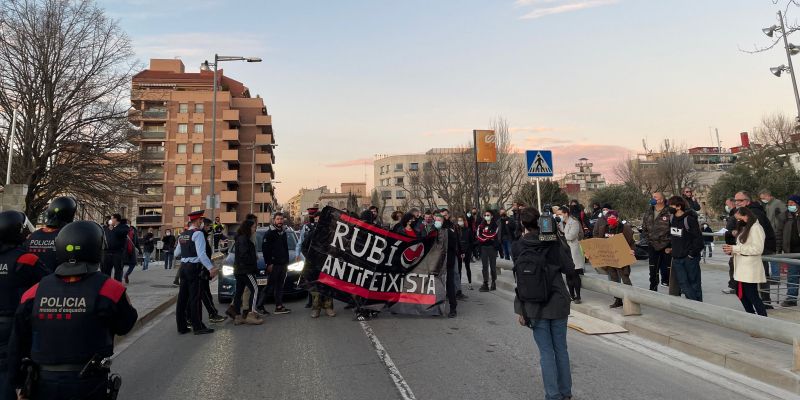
[324,158,374,168]
[550,144,633,183]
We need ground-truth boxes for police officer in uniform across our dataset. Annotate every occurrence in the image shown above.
[25,197,77,273]
[198,218,225,323]
[174,211,217,335]
[0,211,47,400]
[7,221,138,400]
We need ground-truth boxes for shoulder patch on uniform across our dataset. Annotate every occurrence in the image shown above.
[21,283,39,303]
[17,253,40,267]
[99,278,126,303]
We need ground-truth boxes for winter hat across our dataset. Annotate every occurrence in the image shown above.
[602,203,613,210]
[789,195,800,205]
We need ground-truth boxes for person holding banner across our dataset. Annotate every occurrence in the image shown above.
[596,210,635,309]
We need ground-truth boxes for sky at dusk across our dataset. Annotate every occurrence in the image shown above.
[102,0,800,200]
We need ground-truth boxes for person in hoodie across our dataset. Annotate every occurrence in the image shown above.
[512,207,575,400]
[596,210,635,308]
[476,209,500,292]
[667,196,704,302]
[735,191,777,308]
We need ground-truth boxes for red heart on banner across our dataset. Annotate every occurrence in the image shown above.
[402,243,425,264]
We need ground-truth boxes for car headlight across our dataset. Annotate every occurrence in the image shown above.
[222,265,234,276]
[287,261,305,272]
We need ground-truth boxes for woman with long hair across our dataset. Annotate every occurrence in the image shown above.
[455,214,473,290]
[560,205,585,303]
[399,212,418,237]
[230,219,264,325]
[723,206,768,317]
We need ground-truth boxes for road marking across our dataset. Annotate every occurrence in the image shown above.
[596,333,797,400]
[359,321,417,400]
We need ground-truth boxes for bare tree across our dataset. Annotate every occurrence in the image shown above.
[0,0,139,220]
[655,139,697,196]
[613,158,664,195]
[485,117,526,209]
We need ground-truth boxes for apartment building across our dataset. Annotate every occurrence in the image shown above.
[128,59,276,234]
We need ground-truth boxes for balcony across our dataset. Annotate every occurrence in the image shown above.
[141,109,167,120]
[222,109,240,126]
[141,130,166,140]
[219,212,238,224]
[255,153,271,164]
[139,194,163,203]
[254,192,272,203]
[221,191,238,203]
[222,149,239,163]
[254,134,272,146]
[221,170,238,182]
[254,173,271,183]
[140,172,164,181]
[140,151,166,161]
[255,115,272,126]
[136,215,163,225]
[222,129,239,143]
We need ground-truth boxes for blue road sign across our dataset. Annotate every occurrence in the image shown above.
[526,150,553,177]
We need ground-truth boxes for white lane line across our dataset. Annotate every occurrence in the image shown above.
[359,321,417,400]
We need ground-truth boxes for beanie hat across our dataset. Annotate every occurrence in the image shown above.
[789,195,800,205]
[602,203,613,210]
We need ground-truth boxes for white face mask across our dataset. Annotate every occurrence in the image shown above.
[434,221,443,229]
[466,213,472,218]
[484,216,492,222]
[457,221,464,227]
[108,219,113,226]
[724,205,732,213]
[602,210,608,216]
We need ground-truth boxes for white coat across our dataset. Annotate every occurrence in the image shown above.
[563,216,585,270]
[732,221,767,284]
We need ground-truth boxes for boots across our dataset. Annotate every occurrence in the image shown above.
[244,312,264,325]
[479,283,490,292]
[234,315,246,325]
[490,281,497,291]
[225,305,237,320]
[609,298,623,308]
[311,309,321,318]
[325,308,337,317]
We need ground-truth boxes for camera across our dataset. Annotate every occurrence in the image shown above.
[539,204,558,242]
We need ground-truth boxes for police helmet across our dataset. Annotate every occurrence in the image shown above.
[0,211,33,245]
[45,197,78,228]
[55,221,106,265]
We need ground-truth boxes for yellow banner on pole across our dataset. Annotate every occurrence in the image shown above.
[474,130,497,163]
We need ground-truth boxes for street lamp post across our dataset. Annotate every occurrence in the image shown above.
[200,54,261,228]
[765,11,800,124]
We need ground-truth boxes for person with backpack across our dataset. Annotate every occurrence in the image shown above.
[596,210,635,308]
[559,205,584,304]
[667,196,704,302]
[513,207,575,400]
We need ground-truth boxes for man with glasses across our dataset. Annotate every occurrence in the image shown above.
[734,191,777,308]
[682,187,702,212]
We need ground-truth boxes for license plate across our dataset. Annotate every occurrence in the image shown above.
[257,278,268,286]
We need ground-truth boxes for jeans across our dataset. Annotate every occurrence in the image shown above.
[738,281,768,316]
[259,263,288,308]
[481,246,497,284]
[502,239,512,260]
[531,318,572,400]
[647,248,671,290]
[672,256,703,301]
[788,264,800,300]
[125,263,136,278]
[143,251,151,270]
[164,251,174,270]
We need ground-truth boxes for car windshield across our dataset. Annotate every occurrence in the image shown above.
[231,229,297,253]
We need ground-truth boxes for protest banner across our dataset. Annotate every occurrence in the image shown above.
[580,234,636,269]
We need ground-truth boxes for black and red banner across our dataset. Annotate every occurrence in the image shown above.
[304,206,447,316]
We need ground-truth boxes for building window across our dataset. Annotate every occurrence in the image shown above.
[177,144,187,154]
[193,144,202,154]
[191,206,202,212]
[191,186,201,195]
[394,163,403,172]
[193,124,204,134]
[179,103,188,113]
[195,103,204,113]
[381,190,392,200]
[177,123,188,134]
[409,163,419,171]
[176,164,186,175]
[192,164,202,174]
[395,177,404,185]
[143,185,162,195]
[176,186,186,196]
[396,190,406,199]
[144,145,164,153]
[174,206,185,217]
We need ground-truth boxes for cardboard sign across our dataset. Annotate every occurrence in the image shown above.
[579,234,636,268]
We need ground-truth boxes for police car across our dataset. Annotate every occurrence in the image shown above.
[217,227,306,303]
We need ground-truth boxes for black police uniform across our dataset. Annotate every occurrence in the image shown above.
[198,228,219,318]
[0,247,47,400]
[176,228,207,333]
[25,228,60,274]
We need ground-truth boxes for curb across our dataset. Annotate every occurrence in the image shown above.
[478,271,800,395]
[130,293,178,334]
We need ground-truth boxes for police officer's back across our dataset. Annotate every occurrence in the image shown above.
[25,197,77,273]
[7,221,138,400]
[0,211,47,400]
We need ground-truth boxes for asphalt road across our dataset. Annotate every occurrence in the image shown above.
[112,288,793,400]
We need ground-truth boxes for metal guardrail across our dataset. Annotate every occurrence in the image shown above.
[581,276,800,370]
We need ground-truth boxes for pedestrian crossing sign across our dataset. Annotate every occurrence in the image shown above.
[526,150,553,177]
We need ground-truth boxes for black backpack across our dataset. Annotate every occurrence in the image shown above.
[513,244,557,304]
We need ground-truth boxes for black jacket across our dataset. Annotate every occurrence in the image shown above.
[235,234,258,275]
[143,232,155,253]
[724,208,738,245]
[512,233,574,320]
[105,223,129,253]
[261,225,289,266]
[669,211,703,259]
[162,234,176,252]
[499,216,516,240]
[747,202,777,254]
[683,196,701,212]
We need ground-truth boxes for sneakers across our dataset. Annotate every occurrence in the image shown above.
[274,306,291,314]
[456,293,468,301]
[209,314,227,324]
[468,283,474,290]
[660,282,669,288]
[325,308,337,317]
[573,297,582,304]
[490,282,497,291]
[448,310,457,318]
[479,283,490,292]
[721,288,735,294]
[256,306,270,316]
[311,309,321,318]
[193,327,215,335]
[609,299,623,309]
[244,313,264,325]
[780,300,797,307]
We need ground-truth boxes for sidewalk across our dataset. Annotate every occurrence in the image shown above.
[484,256,800,394]
[121,261,180,330]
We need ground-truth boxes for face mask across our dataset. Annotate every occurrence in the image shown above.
[434,221,443,229]
[484,216,492,222]
[466,213,471,218]
[650,198,657,206]
[789,205,798,213]
[607,217,619,228]
[724,205,732,213]
[457,221,464,227]
[166,232,171,236]
[508,211,513,217]
[602,210,608,216]
[761,199,769,204]
[108,219,113,226]
[668,207,677,215]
